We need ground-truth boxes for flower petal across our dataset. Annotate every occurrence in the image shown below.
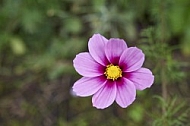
[119,47,145,72]
[126,68,154,90]
[73,76,106,97]
[73,52,104,77]
[92,81,117,109]
[88,34,109,66]
[105,38,127,64]
[116,78,136,108]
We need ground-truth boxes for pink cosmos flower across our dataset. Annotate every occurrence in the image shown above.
[72,34,154,109]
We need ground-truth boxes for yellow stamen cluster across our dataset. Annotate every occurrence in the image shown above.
[104,64,122,81]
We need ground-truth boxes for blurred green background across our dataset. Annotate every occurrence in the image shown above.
[0,0,190,126]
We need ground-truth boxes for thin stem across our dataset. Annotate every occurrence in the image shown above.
[160,0,168,125]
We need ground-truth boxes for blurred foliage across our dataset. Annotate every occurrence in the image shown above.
[0,0,190,126]
[152,96,190,126]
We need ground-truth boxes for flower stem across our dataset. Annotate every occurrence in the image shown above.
[160,0,168,125]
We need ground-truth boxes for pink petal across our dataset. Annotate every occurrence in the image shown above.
[119,47,145,72]
[92,81,117,109]
[116,78,136,108]
[126,68,154,90]
[105,38,127,64]
[88,34,109,66]
[73,76,106,97]
[73,52,104,77]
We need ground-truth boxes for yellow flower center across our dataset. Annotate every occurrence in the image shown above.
[104,64,122,81]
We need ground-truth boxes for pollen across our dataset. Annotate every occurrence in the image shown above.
[104,64,122,81]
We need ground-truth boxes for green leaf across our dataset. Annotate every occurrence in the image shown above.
[10,37,26,55]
